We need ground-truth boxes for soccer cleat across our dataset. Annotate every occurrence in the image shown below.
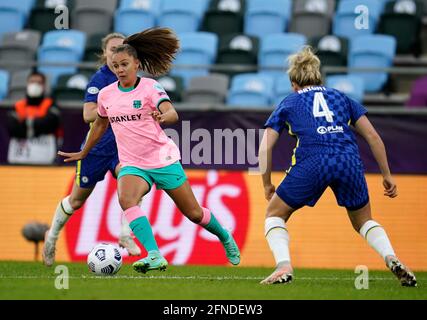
[42,230,56,267]
[118,235,141,256]
[260,263,293,285]
[221,231,241,265]
[132,250,168,274]
[387,258,417,287]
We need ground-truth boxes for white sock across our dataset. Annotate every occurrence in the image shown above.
[119,213,133,238]
[359,220,396,261]
[47,196,74,242]
[265,217,291,265]
[120,199,141,238]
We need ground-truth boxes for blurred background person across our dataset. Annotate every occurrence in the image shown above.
[6,70,61,164]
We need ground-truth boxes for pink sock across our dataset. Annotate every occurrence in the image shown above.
[199,207,211,226]
[123,206,145,224]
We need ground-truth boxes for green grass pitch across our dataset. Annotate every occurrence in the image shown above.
[0,261,425,300]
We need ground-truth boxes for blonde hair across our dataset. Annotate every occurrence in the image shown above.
[114,27,180,77]
[98,33,126,66]
[287,46,322,87]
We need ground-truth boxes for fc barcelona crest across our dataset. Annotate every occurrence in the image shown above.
[133,100,142,109]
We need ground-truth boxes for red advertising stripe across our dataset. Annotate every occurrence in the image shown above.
[65,170,249,265]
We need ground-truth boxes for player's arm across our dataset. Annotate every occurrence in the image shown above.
[83,102,98,123]
[259,127,280,201]
[354,115,397,198]
[150,101,179,125]
[58,115,109,163]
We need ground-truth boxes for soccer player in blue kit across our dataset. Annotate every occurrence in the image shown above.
[43,33,141,266]
[259,47,416,286]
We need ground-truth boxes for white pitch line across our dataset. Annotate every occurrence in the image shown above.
[0,275,415,281]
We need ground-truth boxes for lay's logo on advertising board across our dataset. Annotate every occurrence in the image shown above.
[65,171,250,265]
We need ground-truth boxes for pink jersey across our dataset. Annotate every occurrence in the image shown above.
[97,78,181,169]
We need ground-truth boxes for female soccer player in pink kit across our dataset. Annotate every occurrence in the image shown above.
[59,28,240,273]
[43,33,141,267]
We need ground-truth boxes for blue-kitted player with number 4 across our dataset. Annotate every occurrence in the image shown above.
[259,47,416,287]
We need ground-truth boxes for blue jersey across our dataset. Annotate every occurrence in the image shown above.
[265,86,367,163]
[265,86,369,210]
[82,65,118,157]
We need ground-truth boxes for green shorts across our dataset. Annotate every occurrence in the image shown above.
[118,161,187,191]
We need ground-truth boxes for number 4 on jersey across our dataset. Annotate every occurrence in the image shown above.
[313,92,334,123]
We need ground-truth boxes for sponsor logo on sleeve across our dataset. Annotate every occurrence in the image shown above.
[87,87,100,95]
[154,83,166,93]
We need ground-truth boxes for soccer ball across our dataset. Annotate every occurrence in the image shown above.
[87,243,122,276]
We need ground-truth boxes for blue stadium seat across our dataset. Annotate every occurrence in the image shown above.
[158,0,207,34]
[273,74,292,105]
[244,0,292,38]
[0,0,35,39]
[0,0,35,15]
[333,0,383,38]
[0,69,9,100]
[38,30,86,85]
[227,73,274,107]
[326,74,365,102]
[0,9,26,41]
[171,32,218,87]
[348,34,396,93]
[114,0,162,36]
[200,0,211,12]
[259,33,307,79]
[41,30,86,57]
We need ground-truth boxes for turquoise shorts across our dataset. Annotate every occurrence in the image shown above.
[118,161,187,191]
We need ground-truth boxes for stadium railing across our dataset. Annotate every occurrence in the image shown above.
[1,60,427,109]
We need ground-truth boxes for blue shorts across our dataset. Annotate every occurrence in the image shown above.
[276,154,369,211]
[75,153,120,188]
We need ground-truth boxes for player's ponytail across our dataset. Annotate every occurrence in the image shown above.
[114,27,180,77]
[287,46,322,87]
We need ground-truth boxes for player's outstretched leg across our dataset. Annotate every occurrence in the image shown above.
[199,208,240,265]
[119,235,141,256]
[119,214,141,256]
[221,229,241,265]
[42,230,56,267]
[43,197,74,266]
[358,219,417,287]
[132,250,168,274]
[260,261,293,285]
[123,206,167,273]
[165,181,240,265]
[261,216,293,284]
[386,256,417,287]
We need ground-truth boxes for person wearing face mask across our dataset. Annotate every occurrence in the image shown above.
[7,71,60,140]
